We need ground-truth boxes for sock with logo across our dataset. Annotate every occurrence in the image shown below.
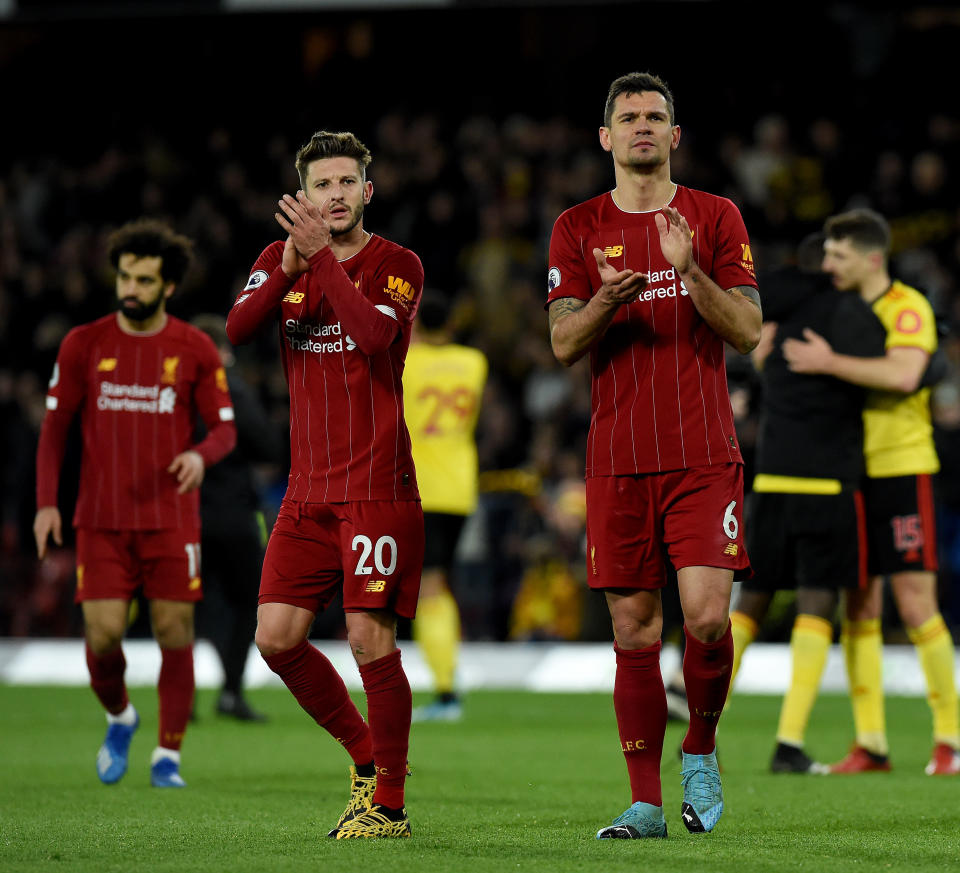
[157,644,194,751]
[841,619,888,756]
[907,613,960,747]
[86,642,130,715]
[729,611,759,689]
[614,641,666,806]
[682,622,734,755]
[776,615,833,746]
[263,640,373,766]
[359,649,411,810]
[412,589,460,696]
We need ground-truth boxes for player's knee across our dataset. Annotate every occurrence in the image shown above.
[255,626,290,658]
[685,611,729,643]
[86,627,124,655]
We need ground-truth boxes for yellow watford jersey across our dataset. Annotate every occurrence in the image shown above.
[864,280,939,478]
[403,341,488,514]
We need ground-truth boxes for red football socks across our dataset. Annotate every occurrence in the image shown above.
[86,642,129,715]
[157,644,194,750]
[358,649,411,810]
[614,641,667,806]
[681,622,733,755]
[263,640,373,766]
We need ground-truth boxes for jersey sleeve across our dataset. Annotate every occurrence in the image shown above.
[885,292,937,354]
[367,247,425,327]
[190,333,238,467]
[35,329,87,508]
[546,209,592,307]
[711,199,758,291]
[304,246,421,355]
[225,241,295,345]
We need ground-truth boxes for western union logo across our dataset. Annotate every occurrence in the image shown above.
[283,291,305,303]
[189,577,202,591]
[216,367,228,393]
[365,580,386,593]
[386,276,414,301]
[161,357,179,385]
[723,543,739,556]
[77,564,84,589]
[602,245,624,258]
[97,358,117,372]
[741,244,753,263]
[590,545,598,575]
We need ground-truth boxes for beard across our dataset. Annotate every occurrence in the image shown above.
[330,202,364,237]
[119,290,165,322]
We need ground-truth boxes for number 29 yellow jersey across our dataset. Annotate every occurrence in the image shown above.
[403,341,488,515]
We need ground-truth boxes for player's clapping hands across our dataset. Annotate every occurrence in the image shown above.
[655,206,694,274]
[593,248,649,307]
[276,190,332,260]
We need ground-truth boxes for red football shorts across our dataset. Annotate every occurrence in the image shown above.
[585,464,750,590]
[259,498,425,619]
[75,526,203,603]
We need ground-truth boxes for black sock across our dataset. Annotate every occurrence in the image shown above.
[355,761,375,778]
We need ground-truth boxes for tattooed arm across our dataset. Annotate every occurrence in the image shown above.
[548,248,649,366]
[657,207,762,354]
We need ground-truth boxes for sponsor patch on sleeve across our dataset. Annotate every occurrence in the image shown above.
[244,270,269,290]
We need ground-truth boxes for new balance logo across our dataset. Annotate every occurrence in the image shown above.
[723,543,738,556]
[365,580,386,593]
[283,291,305,303]
[97,358,117,372]
[602,245,623,258]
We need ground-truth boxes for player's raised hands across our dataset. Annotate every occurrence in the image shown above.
[281,235,310,279]
[33,506,62,560]
[593,248,649,306]
[275,190,332,259]
[655,207,694,274]
[168,450,205,495]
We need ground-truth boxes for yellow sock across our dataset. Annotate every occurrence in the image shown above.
[841,618,888,756]
[907,613,960,748]
[730,611,759,687]
[776,615,832,747]
[413,590,461,695]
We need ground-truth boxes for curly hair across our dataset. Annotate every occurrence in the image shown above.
[106,218,194,284]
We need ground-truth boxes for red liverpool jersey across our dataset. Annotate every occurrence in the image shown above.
[547,186,757,477]
[36,314,237,530]
[227,234,424,503]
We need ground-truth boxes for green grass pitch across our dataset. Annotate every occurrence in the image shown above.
[2,685,959,872]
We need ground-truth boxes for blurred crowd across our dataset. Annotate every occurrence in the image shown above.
[2,15,960,644]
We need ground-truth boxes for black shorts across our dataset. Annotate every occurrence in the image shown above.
[743,489,867,592]
[863,474,938,575]
[423,512,466,571]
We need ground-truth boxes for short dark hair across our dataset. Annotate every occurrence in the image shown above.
[823,208,891,254]
[107,218,194,284]
[295,130,372,188]
[417,290,452,332]
[604,72,675,127]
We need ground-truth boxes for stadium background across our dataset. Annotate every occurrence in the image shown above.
[1,0,959,656]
